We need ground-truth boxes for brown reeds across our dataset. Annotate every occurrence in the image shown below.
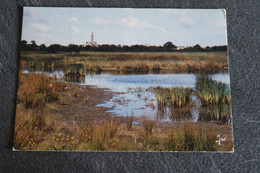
[17,73,63,109]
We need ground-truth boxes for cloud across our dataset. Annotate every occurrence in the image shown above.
[71,26,80,35]
[162,9,188,16]
[32,23,51,32]
[91,16,166,32]
[91,17,113,25]
[69,17,78,24]
[56,14,61,19]
[162,9,195,27]
[23,7,44,23]
[118,17,167,32]
[179,18,194,27]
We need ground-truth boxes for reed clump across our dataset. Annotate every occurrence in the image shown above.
[65,64,85,76]
[166,122,217,151]
[195,76,231,105]
[153,87,193,109]
[154,89,168,109]
[169,88,192,107]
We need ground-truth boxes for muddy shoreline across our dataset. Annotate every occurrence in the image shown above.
[51,83,116,124]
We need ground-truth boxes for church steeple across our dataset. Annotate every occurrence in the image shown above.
[91,32,94,42]
[86,31,97,47]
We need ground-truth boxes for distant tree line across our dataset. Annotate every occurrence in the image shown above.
[20,40,227,53]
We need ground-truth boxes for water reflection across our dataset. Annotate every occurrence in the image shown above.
[198,104,231,123]
[64,75,85,83]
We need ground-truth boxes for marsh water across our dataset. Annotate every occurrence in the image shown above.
[22,68,231,123]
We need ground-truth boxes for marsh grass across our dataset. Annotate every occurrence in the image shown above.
[169,88,192,107]
[195,76,231,106]
[166,122,218,151]
[65,64,85,76]
[89,119,120,150]
[153,87,193,109]
[13,106,57,150]
[17,73,63,109]
[21,51,228,73]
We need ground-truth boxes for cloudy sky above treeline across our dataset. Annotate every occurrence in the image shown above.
[22,7,227,47]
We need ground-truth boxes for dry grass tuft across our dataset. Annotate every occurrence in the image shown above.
[166,122,218,151]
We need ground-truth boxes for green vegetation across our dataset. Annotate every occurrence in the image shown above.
[195,76,231,105]
[153,87,193,109]
[169,88,192,107]
[65,64,85,76]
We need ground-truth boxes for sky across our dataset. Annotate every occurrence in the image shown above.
[21,7,227,47]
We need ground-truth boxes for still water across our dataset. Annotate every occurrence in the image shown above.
[22,69,231,122]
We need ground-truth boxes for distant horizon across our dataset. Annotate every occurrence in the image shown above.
[22,8,227,47]
[21,38,227,48]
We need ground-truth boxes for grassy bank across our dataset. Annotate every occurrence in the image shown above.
[20,51,228,73]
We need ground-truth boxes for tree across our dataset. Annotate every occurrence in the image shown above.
[163,41,177,51]
[67,44,80,53]
[192,44,203,51]
[46,44,62,53]
[20,40,28,51]
[39,44,46,51]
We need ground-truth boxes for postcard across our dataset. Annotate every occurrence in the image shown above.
[14,7,233,151]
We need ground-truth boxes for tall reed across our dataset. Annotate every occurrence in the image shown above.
[169,87,192,107]
[195,76,231,106]
[153,87,192,109]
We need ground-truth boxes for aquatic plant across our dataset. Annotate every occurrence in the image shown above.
[153,87,192,110]
[169,87,192,107]
[195,76,231,105]
[154,88,168,108]
[65,64,85,76]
